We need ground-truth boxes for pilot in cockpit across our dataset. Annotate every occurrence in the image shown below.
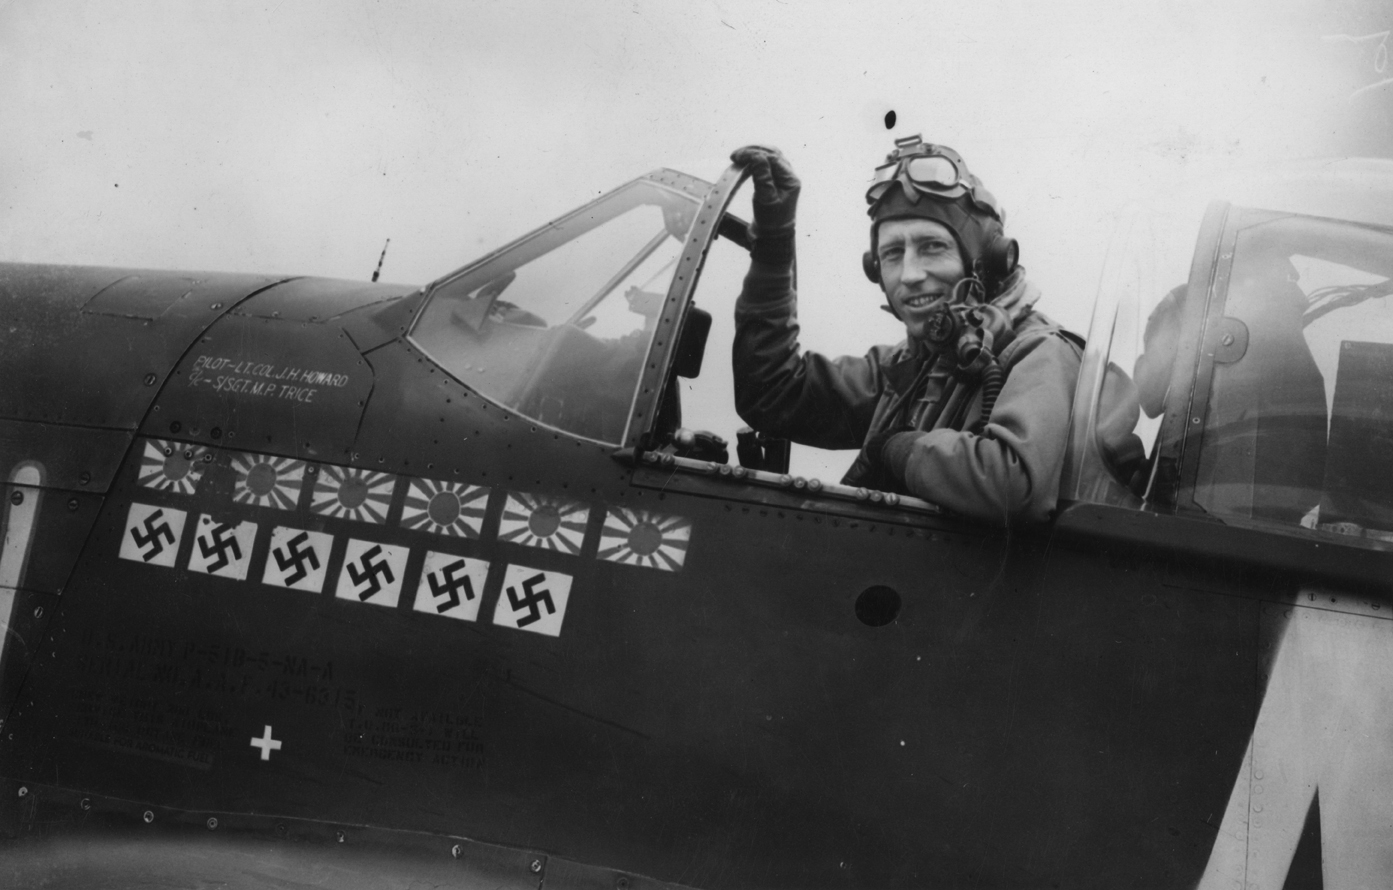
[729,137,1083,524]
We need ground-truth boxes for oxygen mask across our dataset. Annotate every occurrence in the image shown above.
[922,284,1012,378]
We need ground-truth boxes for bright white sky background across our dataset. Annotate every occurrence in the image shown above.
[2,0,1390,477]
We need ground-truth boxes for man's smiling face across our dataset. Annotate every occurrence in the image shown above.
[877,217,966,343]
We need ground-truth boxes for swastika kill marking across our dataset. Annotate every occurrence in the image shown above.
[335,539,408,608]
[413,552,489,622]
[492,564,572,637]
[187,515,257,580]
[262,527,333,592]
[119,503,188,568]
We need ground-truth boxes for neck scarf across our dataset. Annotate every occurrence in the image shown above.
[988,266,1039,327]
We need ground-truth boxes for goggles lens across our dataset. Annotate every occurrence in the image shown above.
[904,155,960,189]
[864,138,1007,227]
[865,153,965,205]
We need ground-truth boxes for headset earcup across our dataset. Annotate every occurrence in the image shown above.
[980,235,1019,282]
[862,250,880,284]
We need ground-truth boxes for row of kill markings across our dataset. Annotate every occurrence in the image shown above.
[116,439,695,637]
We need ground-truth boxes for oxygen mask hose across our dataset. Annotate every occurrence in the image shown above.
[970,360,1004,434]
[958,304,1010,433]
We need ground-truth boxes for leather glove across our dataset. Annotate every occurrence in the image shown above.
[859,428,919,493]
[730,145,800,264]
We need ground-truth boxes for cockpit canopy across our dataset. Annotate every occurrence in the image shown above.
[405,154,1393,540]
[1068,158,1393,544]
[410,177,703,446]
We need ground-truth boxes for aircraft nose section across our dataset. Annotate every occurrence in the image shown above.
[0,265,290,429]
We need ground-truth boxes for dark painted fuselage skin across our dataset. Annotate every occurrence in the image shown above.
[0,178,1381,888]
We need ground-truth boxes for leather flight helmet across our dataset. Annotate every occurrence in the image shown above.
[863,135,1019,298]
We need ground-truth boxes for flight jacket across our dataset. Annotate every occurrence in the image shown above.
[732,261,1082,524]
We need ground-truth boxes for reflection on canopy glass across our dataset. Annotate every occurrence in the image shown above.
[410,181,700,445]
[1090,201,1393,538]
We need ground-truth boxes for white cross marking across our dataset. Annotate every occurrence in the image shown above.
[250,724,282,761]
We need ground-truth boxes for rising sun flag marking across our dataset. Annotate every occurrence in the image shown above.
[310,466,396,524]
[137,439,210,494]
[400,478,489,537]
[497,493,589,554]
[231,453,306,510]
[597,507,691,571]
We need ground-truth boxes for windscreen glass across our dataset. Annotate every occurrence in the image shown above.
[1071,199,1205,505]
[1075,161,1393,520]
[410,181,700,445]
[1191,213,1393,533]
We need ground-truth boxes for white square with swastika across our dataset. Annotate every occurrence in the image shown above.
[335,539,409,608]
[414,551,489,621]
[119,504,186,568]
[119,503,187,567]
[187,514,258,580]
[262,527,333,592]
[492,564,572,637]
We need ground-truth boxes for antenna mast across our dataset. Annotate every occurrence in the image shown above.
[371,238,391,282]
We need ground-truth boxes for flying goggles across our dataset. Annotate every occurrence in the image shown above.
[865,135,1004,222]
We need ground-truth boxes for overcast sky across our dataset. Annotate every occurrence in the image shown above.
[3,0,1390,476]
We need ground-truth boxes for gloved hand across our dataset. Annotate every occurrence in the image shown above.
[860,428,919,492]
[730,145,800,264]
